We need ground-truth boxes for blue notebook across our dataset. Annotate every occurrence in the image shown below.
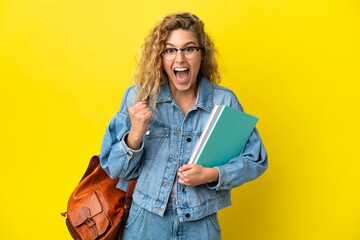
[188,105,258,168]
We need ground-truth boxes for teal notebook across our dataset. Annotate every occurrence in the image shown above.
[188,105,258,168]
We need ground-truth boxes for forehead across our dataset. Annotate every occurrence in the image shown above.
[165,29,199,46]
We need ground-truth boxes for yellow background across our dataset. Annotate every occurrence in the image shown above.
[1,0,359,239]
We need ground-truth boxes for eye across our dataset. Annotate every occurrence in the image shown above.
[183,47,195,53]
[164,48,175,53]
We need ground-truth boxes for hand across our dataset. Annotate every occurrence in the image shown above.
[126,101,152,150]
[178,164,219,187]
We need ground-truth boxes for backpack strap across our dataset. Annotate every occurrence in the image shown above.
[119,178,138,240]
[80,155,100,182]
[124,178,137,209]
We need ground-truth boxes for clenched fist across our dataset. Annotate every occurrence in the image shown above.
[126,101,152,150]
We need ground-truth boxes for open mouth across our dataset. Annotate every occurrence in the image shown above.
[174,67,190,83]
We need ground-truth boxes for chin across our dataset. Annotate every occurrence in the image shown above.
[171,78,196,92]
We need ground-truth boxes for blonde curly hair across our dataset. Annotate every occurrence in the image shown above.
[131,11,221,110]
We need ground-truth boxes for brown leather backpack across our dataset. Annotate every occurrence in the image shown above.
[61,155,137,240]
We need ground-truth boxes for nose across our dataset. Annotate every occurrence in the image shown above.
[175,50,185,63]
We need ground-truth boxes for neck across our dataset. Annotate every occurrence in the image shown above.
[171,85,198,116]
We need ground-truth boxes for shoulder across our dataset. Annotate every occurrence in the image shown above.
[210,82,244,111]
[212,83,238,99]
[119,84,140,112]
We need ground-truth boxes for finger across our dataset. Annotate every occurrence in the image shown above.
[129,104,150,117]
[178,171,184,179]
[178,171,188,182]
[144,110,153,120]
[178,177,189,186]
[179,164,194,172]
[131,101,145,108]
[137,107,151,116]
[128,104,142,116]
[136,107,151,118]
[131,100,150,110]
[133,110,152,123]
[132,102,149,112]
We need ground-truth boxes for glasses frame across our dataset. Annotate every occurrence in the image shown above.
[161,46,204,61]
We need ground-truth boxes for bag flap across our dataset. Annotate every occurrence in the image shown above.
[67,192,106,227]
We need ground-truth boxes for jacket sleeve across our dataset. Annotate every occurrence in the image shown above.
[207,95,268,190]
[99,86,144,180]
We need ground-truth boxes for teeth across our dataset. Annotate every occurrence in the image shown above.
[174,68,188,71]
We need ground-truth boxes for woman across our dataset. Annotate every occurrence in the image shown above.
[100,12,268,240]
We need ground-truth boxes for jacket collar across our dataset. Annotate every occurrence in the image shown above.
[156,77,214,112]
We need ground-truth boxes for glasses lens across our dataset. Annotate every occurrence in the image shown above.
[163,49,176,60]
[182,47,196,59]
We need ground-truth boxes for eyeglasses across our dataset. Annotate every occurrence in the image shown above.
[161,46,203,61]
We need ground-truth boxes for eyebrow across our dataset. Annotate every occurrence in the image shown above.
[164,41,197,47]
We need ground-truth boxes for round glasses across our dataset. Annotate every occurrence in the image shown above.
[161,46,203,61]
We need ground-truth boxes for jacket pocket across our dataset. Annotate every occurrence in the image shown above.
[143,122,169,160]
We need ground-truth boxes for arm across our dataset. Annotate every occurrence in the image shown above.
[178,127,267,189]
[207,96,268,190]
[100,86,151,180]
[208,127,268,190]
[178,93,268,189]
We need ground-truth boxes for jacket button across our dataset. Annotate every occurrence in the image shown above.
[185,213,190,218]
[186,137,191,142]
[182,188,186,192]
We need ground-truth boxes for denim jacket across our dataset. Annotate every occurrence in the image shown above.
[100,77,268,222]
